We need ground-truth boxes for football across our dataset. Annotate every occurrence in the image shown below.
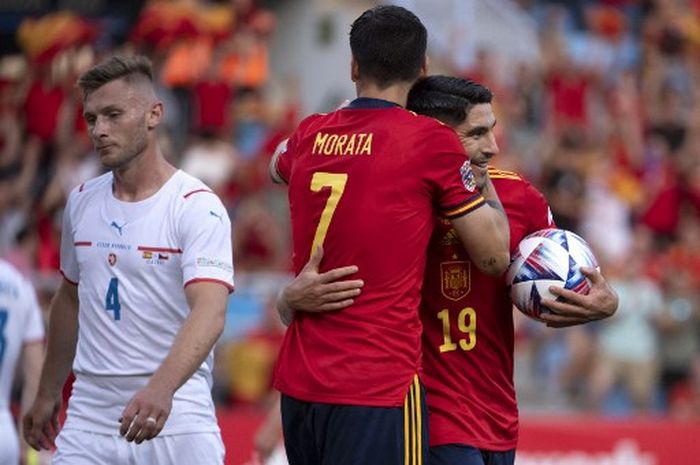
[506,228,599,320]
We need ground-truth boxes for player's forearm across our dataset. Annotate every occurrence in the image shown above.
[21,342,44,414]
[36,284,78,399]
[276,287,295,326]
[460,173,510,275]
[475,216,510,276]
[148,303,225,395]
[480,173,510,247]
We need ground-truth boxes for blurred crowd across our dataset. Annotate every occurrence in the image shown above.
[1,0,699,423]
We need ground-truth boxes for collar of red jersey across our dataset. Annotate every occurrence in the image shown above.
[345,97,402,109]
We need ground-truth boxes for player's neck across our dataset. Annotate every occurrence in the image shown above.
[112,148,176,202]
[356,81,413,108]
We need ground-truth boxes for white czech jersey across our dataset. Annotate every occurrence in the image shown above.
[0,259,44,411]
[60,169,234,375]
[59,170,234,434]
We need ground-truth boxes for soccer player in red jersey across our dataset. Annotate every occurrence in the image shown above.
[279,75,618,465]
[270,6,511,465]
[409,76,618,465]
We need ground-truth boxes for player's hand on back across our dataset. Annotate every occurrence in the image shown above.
[23,394,62,451]
[277,246,364,325]
[119,383,173,444]
[539,266,619,328]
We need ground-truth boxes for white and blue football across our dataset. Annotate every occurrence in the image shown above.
[506,228,599,320]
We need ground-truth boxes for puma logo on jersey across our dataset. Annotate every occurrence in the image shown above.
[209,211,223,223]
[110,221,124,236]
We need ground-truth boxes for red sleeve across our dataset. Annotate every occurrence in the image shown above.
[418,124,485,219]
[522,181,555,230]
[275,114,322,183]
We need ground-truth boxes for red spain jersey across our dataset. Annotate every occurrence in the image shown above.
[273,98,485,407]
[420,168,553,450]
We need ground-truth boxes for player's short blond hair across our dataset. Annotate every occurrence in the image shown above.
[77,55,153,98]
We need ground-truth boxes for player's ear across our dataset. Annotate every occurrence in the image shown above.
[147,101,163,129]
[351,56,360,82]
[420,55,429,77]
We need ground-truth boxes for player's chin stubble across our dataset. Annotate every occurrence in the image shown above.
[100,133,148,170]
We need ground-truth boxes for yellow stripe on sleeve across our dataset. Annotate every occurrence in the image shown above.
[443,195,486,219]
[489,174,521,180]
[487,167,519,176]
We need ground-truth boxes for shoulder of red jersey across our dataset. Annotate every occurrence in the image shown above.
[403,112,466,153]
[488,167,544,198]
[404,111,456,132]
[487,167,524,181]
[294,111,333,135]
[488,166,541,199]
[487,166,554,229]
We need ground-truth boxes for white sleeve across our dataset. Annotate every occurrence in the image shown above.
[59,193,79,284]
[269,138,289,184]
[22,279,45,343]
[179,193,235,292]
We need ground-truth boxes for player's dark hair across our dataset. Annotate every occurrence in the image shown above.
[407,76,493,126]
[77,55,153,98]
[349,6,427,88]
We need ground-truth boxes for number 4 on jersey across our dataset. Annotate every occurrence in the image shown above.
[105,277,121,320]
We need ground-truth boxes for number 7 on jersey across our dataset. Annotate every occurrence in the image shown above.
[309,172,348,257]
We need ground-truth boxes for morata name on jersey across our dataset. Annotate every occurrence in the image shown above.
[312,132,373,156]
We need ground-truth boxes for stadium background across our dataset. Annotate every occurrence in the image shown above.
[1,0,699,463]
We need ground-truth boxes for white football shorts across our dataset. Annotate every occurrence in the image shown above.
[53,428,224,465]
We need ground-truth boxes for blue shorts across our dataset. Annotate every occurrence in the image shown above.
[281,377,428,465]
[431,444,515,465]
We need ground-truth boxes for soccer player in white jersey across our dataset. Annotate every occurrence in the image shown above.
[22,55,235,465]
[0,259,44,465]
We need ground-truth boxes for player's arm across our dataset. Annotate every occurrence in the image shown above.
[269,138,290,184]
[19,340,43,458]
[473,164,506,217]
[276,246,364,325]
[449,177,510,276]
[430,131,510,276]
[539,267,618,328]
[23,280,79,451]
[119,281,228,443]
[254,391,283,460]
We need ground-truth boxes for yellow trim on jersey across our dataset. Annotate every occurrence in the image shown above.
[487,166,518,175]
[487,167,522,180]
[403,375,423,465]
[412,383,417,465]
[489,173,521,180]
[404,394,410,464]
[444,195,486,218]
[414,376,422,465]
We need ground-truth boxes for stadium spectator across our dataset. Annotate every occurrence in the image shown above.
[589,242,663,413]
